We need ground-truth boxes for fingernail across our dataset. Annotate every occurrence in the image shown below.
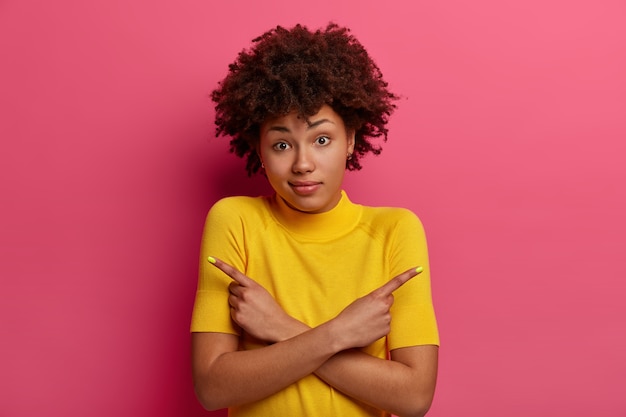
[207,256,216,264]
[415,266,424,274]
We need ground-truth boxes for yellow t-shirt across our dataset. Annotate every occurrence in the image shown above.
[191,191,439,416]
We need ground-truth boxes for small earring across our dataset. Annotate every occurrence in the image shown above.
[347,153,353,160]
[261,162,265,169]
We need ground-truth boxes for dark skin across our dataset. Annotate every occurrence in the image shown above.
[192,257,438,417]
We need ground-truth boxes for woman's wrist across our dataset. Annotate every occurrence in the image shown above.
[274,317,310,342]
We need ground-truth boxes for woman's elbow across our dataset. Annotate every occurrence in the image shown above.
[400,405,430,417]
[398,393,434,417]
[194,379,228,411]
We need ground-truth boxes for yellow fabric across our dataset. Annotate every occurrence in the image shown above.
[191,191,439,416]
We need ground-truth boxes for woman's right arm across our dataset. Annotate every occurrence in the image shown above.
[193,201,338,409]
[192,326,339,410]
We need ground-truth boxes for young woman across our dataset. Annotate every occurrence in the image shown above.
[191,23,439,417]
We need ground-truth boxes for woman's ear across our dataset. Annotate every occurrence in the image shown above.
[347,130,356,154]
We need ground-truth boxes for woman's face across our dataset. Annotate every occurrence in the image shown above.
[259,105,355,214]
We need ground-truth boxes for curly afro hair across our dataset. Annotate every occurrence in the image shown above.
[211,22,398,175]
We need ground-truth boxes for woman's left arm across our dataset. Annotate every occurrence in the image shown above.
[266,312,438,417]
[314,345,438,417]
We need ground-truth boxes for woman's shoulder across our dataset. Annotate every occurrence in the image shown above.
[357,202,425,235]
[356,203,426,243]
[206,195,270,222]
[360,203,422,224]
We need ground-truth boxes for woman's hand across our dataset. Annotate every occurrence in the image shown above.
[331,267,422,350]
[208,257,306,343]
[208,257,422,349]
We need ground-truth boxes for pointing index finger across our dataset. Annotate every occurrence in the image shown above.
[377,266,424,296]
[207,256,254,286]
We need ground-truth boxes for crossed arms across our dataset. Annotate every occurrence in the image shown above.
[192,257,438,417]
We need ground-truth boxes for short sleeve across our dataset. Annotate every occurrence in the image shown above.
[190,198,248,334]
[386,210,440,349]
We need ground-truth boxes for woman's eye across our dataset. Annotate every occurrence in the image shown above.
[315,136,330,146]
[273,142,290,151]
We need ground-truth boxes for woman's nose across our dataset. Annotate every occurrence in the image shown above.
[292,148,314,173]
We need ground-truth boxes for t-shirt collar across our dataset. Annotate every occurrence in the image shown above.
[269,190,362,240]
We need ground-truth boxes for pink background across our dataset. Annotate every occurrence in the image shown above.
[1,1,625,416]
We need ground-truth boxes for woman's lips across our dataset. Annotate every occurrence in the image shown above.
[289,181,322,195]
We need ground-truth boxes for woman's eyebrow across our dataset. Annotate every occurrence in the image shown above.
[267,126,291,133]
[267,118,334,133]
[306,118,334,129]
